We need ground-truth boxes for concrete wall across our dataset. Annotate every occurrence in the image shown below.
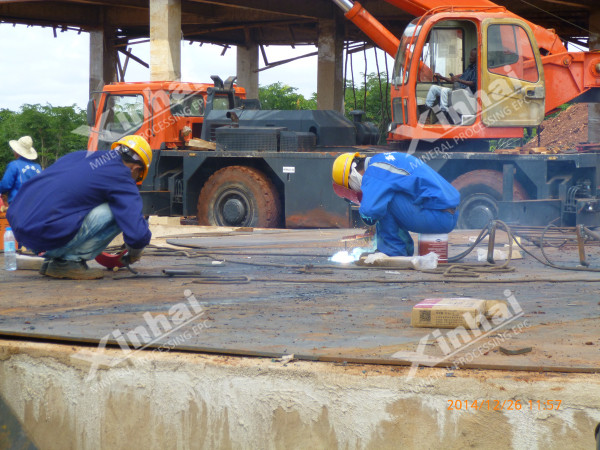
[0,340,599,449]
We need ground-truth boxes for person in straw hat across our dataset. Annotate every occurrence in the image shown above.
[0,136,42,205]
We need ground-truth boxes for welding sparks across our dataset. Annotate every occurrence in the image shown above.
[330,247,372,264]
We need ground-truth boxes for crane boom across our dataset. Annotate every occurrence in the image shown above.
[332,0,399,56]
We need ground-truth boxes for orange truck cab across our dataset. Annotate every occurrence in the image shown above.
[87,76,247,151]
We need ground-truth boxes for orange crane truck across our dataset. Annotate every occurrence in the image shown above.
[87,0,600,229]
[329,0,600,228]
[87,75,379,228]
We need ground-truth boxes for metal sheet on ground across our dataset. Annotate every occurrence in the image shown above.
[0,229,599,371]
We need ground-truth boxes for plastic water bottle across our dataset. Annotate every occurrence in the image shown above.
[4,227,17,271]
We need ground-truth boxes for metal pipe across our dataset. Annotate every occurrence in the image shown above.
[1,330,599,374]
[331,0,354,13]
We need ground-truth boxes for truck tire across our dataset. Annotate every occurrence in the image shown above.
[197,166,281,228]
[451,169,529,229]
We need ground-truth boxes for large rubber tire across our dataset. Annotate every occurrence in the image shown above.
[197,166,281,228]
[452,169,529,229]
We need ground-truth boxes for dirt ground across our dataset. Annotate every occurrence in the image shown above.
[523,103,589,151]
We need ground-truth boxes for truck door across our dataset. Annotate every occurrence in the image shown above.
[481,19,545,127]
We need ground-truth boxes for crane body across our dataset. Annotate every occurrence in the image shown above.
[332,0,600,147]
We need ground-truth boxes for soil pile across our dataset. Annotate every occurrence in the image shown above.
[523,103,589,151]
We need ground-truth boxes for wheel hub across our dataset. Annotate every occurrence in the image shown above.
[459,194,499,229]
[465,204,495,229]
[221,197,246,225]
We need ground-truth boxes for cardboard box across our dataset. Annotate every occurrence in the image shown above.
[411,298,487,329]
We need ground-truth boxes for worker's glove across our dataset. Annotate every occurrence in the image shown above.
[122,245,145,265]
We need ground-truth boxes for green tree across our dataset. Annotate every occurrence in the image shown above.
[344,72,391,144]
[258,82,317,110]
[0,104,88,173]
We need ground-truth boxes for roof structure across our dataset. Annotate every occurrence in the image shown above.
[0,0,595,51]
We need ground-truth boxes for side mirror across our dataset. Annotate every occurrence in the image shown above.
[86,98,96,127]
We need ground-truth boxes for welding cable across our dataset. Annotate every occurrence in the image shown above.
[420,221,515,277]
[446,219,600,273]
[151,233,516,278]
[507,221,600,273]
[446,225,490,263]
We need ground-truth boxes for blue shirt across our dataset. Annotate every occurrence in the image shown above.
[459,63,477,94]
[0,157,42,203]
[7,150,151,251]
[359,152,460,224]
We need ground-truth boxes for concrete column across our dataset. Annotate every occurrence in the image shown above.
[237,43,259,100]
[317,15,345,112]
[149,0,181,81]
[89,16,117,98]
[588,8,600,143]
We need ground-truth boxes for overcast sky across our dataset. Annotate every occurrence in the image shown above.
[0,23,391,112]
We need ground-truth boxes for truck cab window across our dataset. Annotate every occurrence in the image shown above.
[392,19,422,86]
[418,28,464,82]
[212,96,231,110]
[487,24,539,83]
[103,95,144,134]
[170,93,205,117]
[416,20,477,125]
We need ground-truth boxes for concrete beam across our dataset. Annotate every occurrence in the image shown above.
[150,0,181,81]
[89,15,118,99]
[588,8,600,143]
[236,43,259,100]
[317,16,344,112]
[1,340,599,449]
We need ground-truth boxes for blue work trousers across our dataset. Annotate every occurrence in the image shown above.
[375,193,459,257]
[44,203,121,261]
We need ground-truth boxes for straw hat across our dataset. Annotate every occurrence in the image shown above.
[9,136,38,160]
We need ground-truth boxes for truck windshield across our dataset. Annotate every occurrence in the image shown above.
[94,94,145,150]
[418,28,464,82]
[392,18,422,86]
[212,95,231,110]
[102,94,144,134]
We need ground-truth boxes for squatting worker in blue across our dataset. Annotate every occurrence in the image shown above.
[7,135,153,280]
[332,152,460,256]
[0,136,42,205]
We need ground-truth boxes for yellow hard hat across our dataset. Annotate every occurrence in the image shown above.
[332,152,363,188]
[111,135,152,183]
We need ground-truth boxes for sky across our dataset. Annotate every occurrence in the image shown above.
[0,23,392,112]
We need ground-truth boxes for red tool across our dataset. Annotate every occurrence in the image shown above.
[95,250,127,269]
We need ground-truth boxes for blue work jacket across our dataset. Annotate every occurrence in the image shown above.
[0,157,42,203]
[359,152,460,224]
[7,150,151,251]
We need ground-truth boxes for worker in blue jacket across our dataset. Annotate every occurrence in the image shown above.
[332,152,460,256]
[7,135,153,280]
[0,136,42,204]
